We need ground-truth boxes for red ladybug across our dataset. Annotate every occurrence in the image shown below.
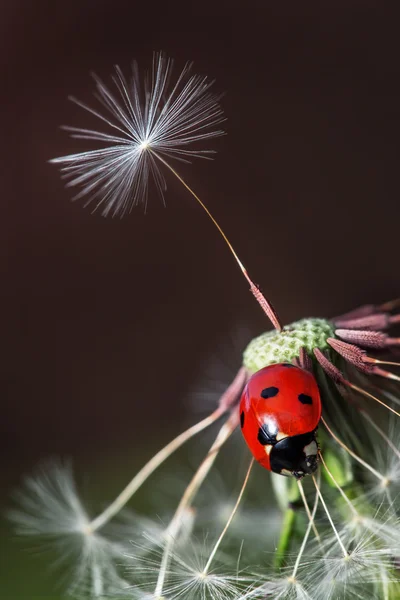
[240,363,322,479]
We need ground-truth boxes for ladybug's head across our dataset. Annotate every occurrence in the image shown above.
[269,431,318,480]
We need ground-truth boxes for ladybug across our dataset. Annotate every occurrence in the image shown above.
[239,363,322,479]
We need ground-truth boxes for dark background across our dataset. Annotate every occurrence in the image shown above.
[2,1,400,596]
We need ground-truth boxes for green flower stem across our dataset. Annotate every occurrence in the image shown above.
[271,473,301,570]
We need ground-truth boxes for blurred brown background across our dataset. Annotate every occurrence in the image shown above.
[1,1,400,595]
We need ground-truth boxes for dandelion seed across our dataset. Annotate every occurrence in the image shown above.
[310,536,395,600]
[8,461,133,597]
[51,52,225,217]
[51,52,282,331]
[246,576,313,599]
[129,532,253,600]
[319,431,400,565]
[9,376,245,598]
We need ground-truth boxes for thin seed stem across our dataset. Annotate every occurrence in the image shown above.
[202,458,254,575]
[292,475,320,579]
[364,357,400,367]
[372,367,400,382]
[311,475,348,558]
[297,477,321,542]
[321,417,386,483]
[381,565,389,600]
[318,451,358,516]
[360,410,400,461]
[381,389,400,408]
[348,382,400,418]
[87,406,225,533]
[151,150,244,271]
[154,412,238,598]
[150,149,282,332]
[380,298,400,312]
[236,539,244,580]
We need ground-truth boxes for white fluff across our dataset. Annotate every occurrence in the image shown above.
[50,52,224,217]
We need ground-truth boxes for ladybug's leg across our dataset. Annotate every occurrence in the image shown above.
[84,366,247,534]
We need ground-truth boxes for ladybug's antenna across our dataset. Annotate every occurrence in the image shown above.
[152,150,282,332]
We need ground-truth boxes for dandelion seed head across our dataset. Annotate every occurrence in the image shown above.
[8,461,161,597]
[140,140,150,151]
[51,52,225,217]
[305,531,395,600]
[246,575,312,599]
[8,460,90,537]
[128,532,252,600]
[341,502,400,557]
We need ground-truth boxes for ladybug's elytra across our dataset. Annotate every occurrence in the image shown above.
[239,363,322,479]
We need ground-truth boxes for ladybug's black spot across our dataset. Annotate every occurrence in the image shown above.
[257,425,278,445]
[298,393,312,405]
[240,411,245,428]
[282,363,295,367]
[260,386,279,399]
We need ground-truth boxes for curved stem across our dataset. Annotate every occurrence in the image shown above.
[87,406,225,533]
[321,417,385,483]
[318,451,358,516]
[292,474,320,579]
[150,149,282,331]
[311,474,348,558]
[348,382,400,418]
[154,412,238,598]
[360,410,400,461]
[364,357,400,367]
[297,477,320,542]
[202,458,254,575]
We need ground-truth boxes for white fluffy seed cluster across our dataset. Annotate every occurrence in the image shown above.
[50,53,225,217]
[243,318,335,373]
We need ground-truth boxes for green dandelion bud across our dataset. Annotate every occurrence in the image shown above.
[243,318,335,374]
